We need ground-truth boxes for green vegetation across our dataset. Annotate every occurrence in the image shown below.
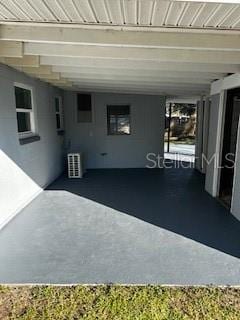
[1,285,240,320]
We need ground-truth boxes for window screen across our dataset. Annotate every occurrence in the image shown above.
[107,105,130,135]
[77,94,92,123]
[15,86,32,110]
[17,112,31,133]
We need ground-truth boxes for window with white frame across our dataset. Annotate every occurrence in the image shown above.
[55,96,64,131]
[15,84,35,136]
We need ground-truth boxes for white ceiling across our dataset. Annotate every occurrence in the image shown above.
[1,0,240,29]
[0,0,240,98]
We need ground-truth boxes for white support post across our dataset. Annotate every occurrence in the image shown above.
[212,90,226,197]
[202,97,210,174]
[195,97,204,172]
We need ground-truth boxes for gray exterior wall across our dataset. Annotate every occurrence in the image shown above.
[205,93,220,196]
[64,91,165,168]
[0,64,64,228]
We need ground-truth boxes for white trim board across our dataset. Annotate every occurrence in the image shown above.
[211,73,240,95]
[231,116,240,218]
[213,90,227,197]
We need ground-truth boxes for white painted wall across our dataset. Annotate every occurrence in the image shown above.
[0,64,64,228]
[64,91,165,168]
[205,93,221,196]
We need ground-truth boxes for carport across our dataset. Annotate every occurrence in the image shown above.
[1,0,240,285]
[1,166,240,284]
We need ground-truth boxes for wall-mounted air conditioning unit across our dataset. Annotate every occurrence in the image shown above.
[68,153,84,178]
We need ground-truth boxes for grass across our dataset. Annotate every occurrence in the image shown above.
[1,286,240,319]
[164,138,196,146]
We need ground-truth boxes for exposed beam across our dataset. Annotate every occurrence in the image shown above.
[58,83,73,87]
[12,68,62,83]
[70,87,164,96]
[46,82,71,88]
[2,25,240,51]
[24,43,240,64]
[22,65,52,75]
[41,56,239,73]
[63,73,211,85]
[68,87,168,96]
[2,55,39,67]
[68,86,198,97]
[72,81,208,92]
[72,84,206,96]
[211,73,240,95]
[45,79,71,85]
[1,21,240,35]
[52,66,222,80]
[166,97,199,104]
[0,41,22,57]
[35,72,60,80]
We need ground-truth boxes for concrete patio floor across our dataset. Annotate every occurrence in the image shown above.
[0,167,240,285]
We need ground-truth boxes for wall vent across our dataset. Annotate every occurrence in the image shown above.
[68,153,84,178]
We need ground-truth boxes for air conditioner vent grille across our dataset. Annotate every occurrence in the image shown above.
[68,153,84,178]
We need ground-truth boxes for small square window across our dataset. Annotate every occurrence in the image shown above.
[77,94,92,123]
[107,105,130,135]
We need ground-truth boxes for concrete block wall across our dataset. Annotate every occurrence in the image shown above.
[64,91,166,168]
[0,64,64,228]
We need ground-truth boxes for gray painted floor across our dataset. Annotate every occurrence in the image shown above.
[1,168,240,285]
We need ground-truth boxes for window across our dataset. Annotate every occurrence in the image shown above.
[77,93,92,123]
[15,84,35,136]
[55,96,64,131]
[107,105,131,135]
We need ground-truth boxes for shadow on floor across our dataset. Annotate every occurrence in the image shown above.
[47,167,240,258]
